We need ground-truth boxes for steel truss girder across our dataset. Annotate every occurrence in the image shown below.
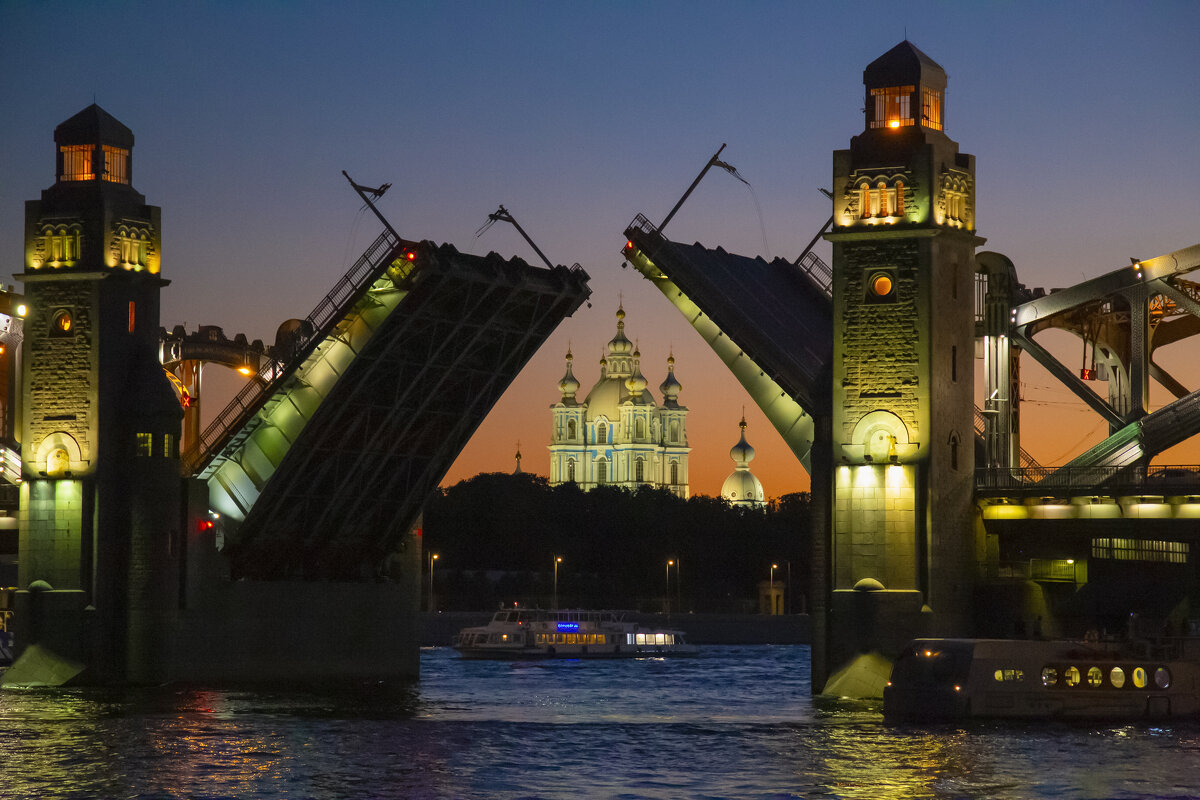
[228,244,590,578]
[1013,243,1200,432]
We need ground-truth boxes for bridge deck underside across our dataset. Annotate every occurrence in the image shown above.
[228,246,589,579]
[625,226,832,415]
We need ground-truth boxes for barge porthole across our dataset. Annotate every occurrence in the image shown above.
[1041,667,1059,687]
[1155,667,1171,689]
[1087,667,1103,687]
[1133,667,1147,688]
[1064,666,1081,687]
[1110,667,1126,688]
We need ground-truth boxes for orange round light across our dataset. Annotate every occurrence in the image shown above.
[872,274,894,297]
[888,120,900,129]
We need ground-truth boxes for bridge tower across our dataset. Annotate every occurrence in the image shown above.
[17,105,182,682]
[823,43,982,692]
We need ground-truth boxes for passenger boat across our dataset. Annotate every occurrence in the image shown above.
[453,608,700,659]
[883,637,1200,721]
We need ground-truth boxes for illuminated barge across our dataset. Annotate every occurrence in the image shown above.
[453,609,699,659]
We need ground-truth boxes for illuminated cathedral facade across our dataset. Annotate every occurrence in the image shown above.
[549,307,689,497]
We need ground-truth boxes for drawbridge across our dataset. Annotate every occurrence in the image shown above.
[622,214,1042,474]
[183,201,590,580]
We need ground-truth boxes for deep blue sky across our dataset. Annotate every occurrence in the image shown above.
[3,1,1199,496]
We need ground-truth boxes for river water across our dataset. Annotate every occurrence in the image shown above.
[1,645,1198,799]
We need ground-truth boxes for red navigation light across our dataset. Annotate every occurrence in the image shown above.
[405,251,416,261]
[197,519,215,531]
[625,241,634,251]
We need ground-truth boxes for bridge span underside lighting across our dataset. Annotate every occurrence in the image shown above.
[203,242,590,580]
[623,216,832,471]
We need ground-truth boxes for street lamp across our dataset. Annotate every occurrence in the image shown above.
[770,563,778,616]
[666,559,674,615]
[428,552,439,612]
[553,556,562,609]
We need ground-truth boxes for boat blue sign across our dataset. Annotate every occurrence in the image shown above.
[556,622,580,632]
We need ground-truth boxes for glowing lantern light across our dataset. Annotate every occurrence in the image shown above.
[888,120,900,129]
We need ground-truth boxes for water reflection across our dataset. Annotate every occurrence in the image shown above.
[1,648,1198,798]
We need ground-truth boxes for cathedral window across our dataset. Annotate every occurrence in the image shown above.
[870,85,915,129]
[635,457,645,483]
[635,418,646,440]
[670,420,680,444]
[597,459,608,484]
[60,145,94,181]
[102,146,129,184]
[567,459,576,483]
[597,422,607,444]
[567,419,577,440]
[670,462,679,485]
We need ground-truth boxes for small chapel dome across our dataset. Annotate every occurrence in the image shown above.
[722,416,764,507]
[558,349,580,398]
[659,353,682,403]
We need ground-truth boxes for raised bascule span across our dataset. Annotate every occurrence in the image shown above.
[191,227,590,579]
[623,214,833,471]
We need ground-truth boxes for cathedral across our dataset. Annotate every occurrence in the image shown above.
[549,306,689,496]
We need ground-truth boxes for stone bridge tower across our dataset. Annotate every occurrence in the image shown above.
[17,105,183,683]
[823,42,982,692]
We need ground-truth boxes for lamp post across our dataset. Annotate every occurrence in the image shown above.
[428,552,439,612]
[770,563,778,616]
[666,559,674,615]
[553,556,562,609]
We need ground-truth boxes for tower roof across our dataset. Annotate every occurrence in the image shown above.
[55,104,135,149]
[864,40,946,91]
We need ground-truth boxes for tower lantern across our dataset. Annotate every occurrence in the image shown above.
[862,41,946,133]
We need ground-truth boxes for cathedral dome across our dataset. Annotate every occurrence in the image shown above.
[659,353,682,405]
[607,306,633,356]
[557,349,580,399]
[722,417,764,507]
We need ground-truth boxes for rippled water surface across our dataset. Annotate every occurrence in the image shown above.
[2,645,1200,798]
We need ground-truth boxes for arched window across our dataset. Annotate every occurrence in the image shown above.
[949,431,961,471]
[635,418,646,440]
[877,181,889,217]
[567,419,577,440]
[597,459,608,484]
[635,457,645,483]
[895,181,905,216]
[860,184,871,219]
[597,422,607,444]
[670,420,680,444]
[670,461,679,485]
[567,459,576,483]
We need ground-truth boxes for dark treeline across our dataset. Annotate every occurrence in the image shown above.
[423,472,811,613]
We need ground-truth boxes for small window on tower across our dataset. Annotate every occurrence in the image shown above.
[865,270,897,304]
[102,146,129,184]
[50,309,74,337]
[870,85,915,129]
[60,145,94,181]
[162,434,175,458]
[136,433,152,457]
[922,88,944,131]
[128,301,136,333]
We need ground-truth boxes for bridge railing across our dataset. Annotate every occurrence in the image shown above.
[975,464,1200,495]
[183,229,404,474]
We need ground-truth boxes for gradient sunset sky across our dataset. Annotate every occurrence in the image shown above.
[2,1,1199,498]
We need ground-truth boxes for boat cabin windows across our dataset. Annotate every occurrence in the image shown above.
[628,632,676,646]
[992,668,1024,683]
[1042,663,1170,690]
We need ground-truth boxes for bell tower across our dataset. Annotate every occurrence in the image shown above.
[16,105,182,683]
[823,43,982,692]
